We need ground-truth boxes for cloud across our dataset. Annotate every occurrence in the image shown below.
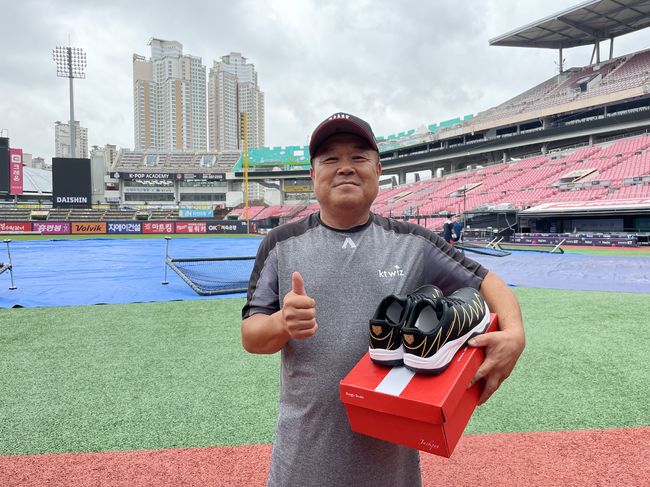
[1,0,649,161]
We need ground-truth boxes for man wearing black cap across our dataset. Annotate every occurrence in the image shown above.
[242,113,525,487]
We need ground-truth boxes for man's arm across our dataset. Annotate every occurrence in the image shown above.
[242,272,318,354]
[242,311,291,354]
[468,271,525,404]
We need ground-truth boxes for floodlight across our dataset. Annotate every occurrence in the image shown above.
[52,46,87,157]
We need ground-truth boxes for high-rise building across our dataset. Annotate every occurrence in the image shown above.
[55,121,88,158]
[208,52,265,151]
[133,38,207,151]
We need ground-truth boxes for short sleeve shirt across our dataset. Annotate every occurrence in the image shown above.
[243,212,488,487]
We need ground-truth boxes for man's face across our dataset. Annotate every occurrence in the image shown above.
[310,133,381,216]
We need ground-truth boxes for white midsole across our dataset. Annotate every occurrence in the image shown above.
[403,302,490,371]
[369,344,403,362]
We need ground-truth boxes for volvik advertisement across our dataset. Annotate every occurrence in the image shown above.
[72,222,106,234]
[52,157,92,208]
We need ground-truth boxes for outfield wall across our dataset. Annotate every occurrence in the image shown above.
[0,220,251,235]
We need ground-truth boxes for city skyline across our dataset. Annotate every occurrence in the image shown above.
[2,0,650,162]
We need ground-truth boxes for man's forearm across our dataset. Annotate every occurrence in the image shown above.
[479,272,525,339]
[242,311,290,354]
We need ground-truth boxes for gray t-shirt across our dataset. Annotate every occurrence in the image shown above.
[243,212,488,487]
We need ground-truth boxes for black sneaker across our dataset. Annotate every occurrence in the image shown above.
[402,287,490,375]
[369,285,443,366]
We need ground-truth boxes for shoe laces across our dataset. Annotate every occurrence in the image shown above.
[440,296,466,307]
[409,292,432,302]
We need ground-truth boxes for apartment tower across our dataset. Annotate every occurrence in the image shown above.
[133,38,207,151]
[208,52,265,151]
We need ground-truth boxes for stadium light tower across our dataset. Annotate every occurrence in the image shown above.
[53,46,86,158]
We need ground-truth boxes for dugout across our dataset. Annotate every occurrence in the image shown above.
[518,199,650,243]
[461,210,518,239]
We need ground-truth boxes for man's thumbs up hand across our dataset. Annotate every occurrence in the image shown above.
[282,272,318,340]
[292,271,307,296]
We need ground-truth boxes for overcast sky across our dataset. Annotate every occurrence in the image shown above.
[1,0,650,161]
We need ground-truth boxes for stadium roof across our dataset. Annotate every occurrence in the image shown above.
[22,166,52,194]
[489,0,650,49]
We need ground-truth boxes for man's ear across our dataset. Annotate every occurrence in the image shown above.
[376,161,382,177]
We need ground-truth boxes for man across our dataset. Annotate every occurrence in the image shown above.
[242,113,525,487]
[442,214,454,244]
[452,214,464,242]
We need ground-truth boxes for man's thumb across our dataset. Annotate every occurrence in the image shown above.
[292,271,306,295]
[467,333,489,348]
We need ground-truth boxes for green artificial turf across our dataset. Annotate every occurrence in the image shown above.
[1,288,649,455]
[467,287,650,434]
[0,299,278,455]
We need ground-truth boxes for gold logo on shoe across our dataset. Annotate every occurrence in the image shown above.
[403,334,414,345]
[372,325,382,336]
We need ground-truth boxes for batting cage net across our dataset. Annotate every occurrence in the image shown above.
[497,242,565,254]
[456,242,511,257]
[166,256,255,295]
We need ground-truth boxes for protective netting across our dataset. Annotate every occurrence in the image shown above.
[166,256,255,295]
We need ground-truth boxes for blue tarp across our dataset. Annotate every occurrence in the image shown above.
[470,251,650,294]
[0,238,648,308]
[0,238,261,308]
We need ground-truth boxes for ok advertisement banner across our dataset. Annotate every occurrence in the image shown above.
[9,148,23,195]
[206,221,248,234]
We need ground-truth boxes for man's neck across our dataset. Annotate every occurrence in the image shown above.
[319,209,371,230]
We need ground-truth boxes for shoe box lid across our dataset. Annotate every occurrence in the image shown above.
[340,313,498,426]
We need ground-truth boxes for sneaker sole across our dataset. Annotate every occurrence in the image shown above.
[369,344,404,367]
[403,301,491,375]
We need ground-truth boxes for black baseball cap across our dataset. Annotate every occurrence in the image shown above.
[309,112,378,159]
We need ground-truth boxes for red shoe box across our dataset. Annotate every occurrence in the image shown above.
[340,314,498,457]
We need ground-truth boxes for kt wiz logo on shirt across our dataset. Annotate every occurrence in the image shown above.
[378,265,405,279]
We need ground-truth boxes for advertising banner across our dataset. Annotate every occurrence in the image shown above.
[33,222,71,235]
[142,222,175,234]
[52,158,92,208]
[9,148,23,195]
[179,209,214,218]
[206,221,247,234]
[181,173,225,181]
[175,222,206,234]
[116,172,175,181]
[107,222,142,234]
[512,235,636,247]
[0,221,31,232]
[72,222,107,234]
